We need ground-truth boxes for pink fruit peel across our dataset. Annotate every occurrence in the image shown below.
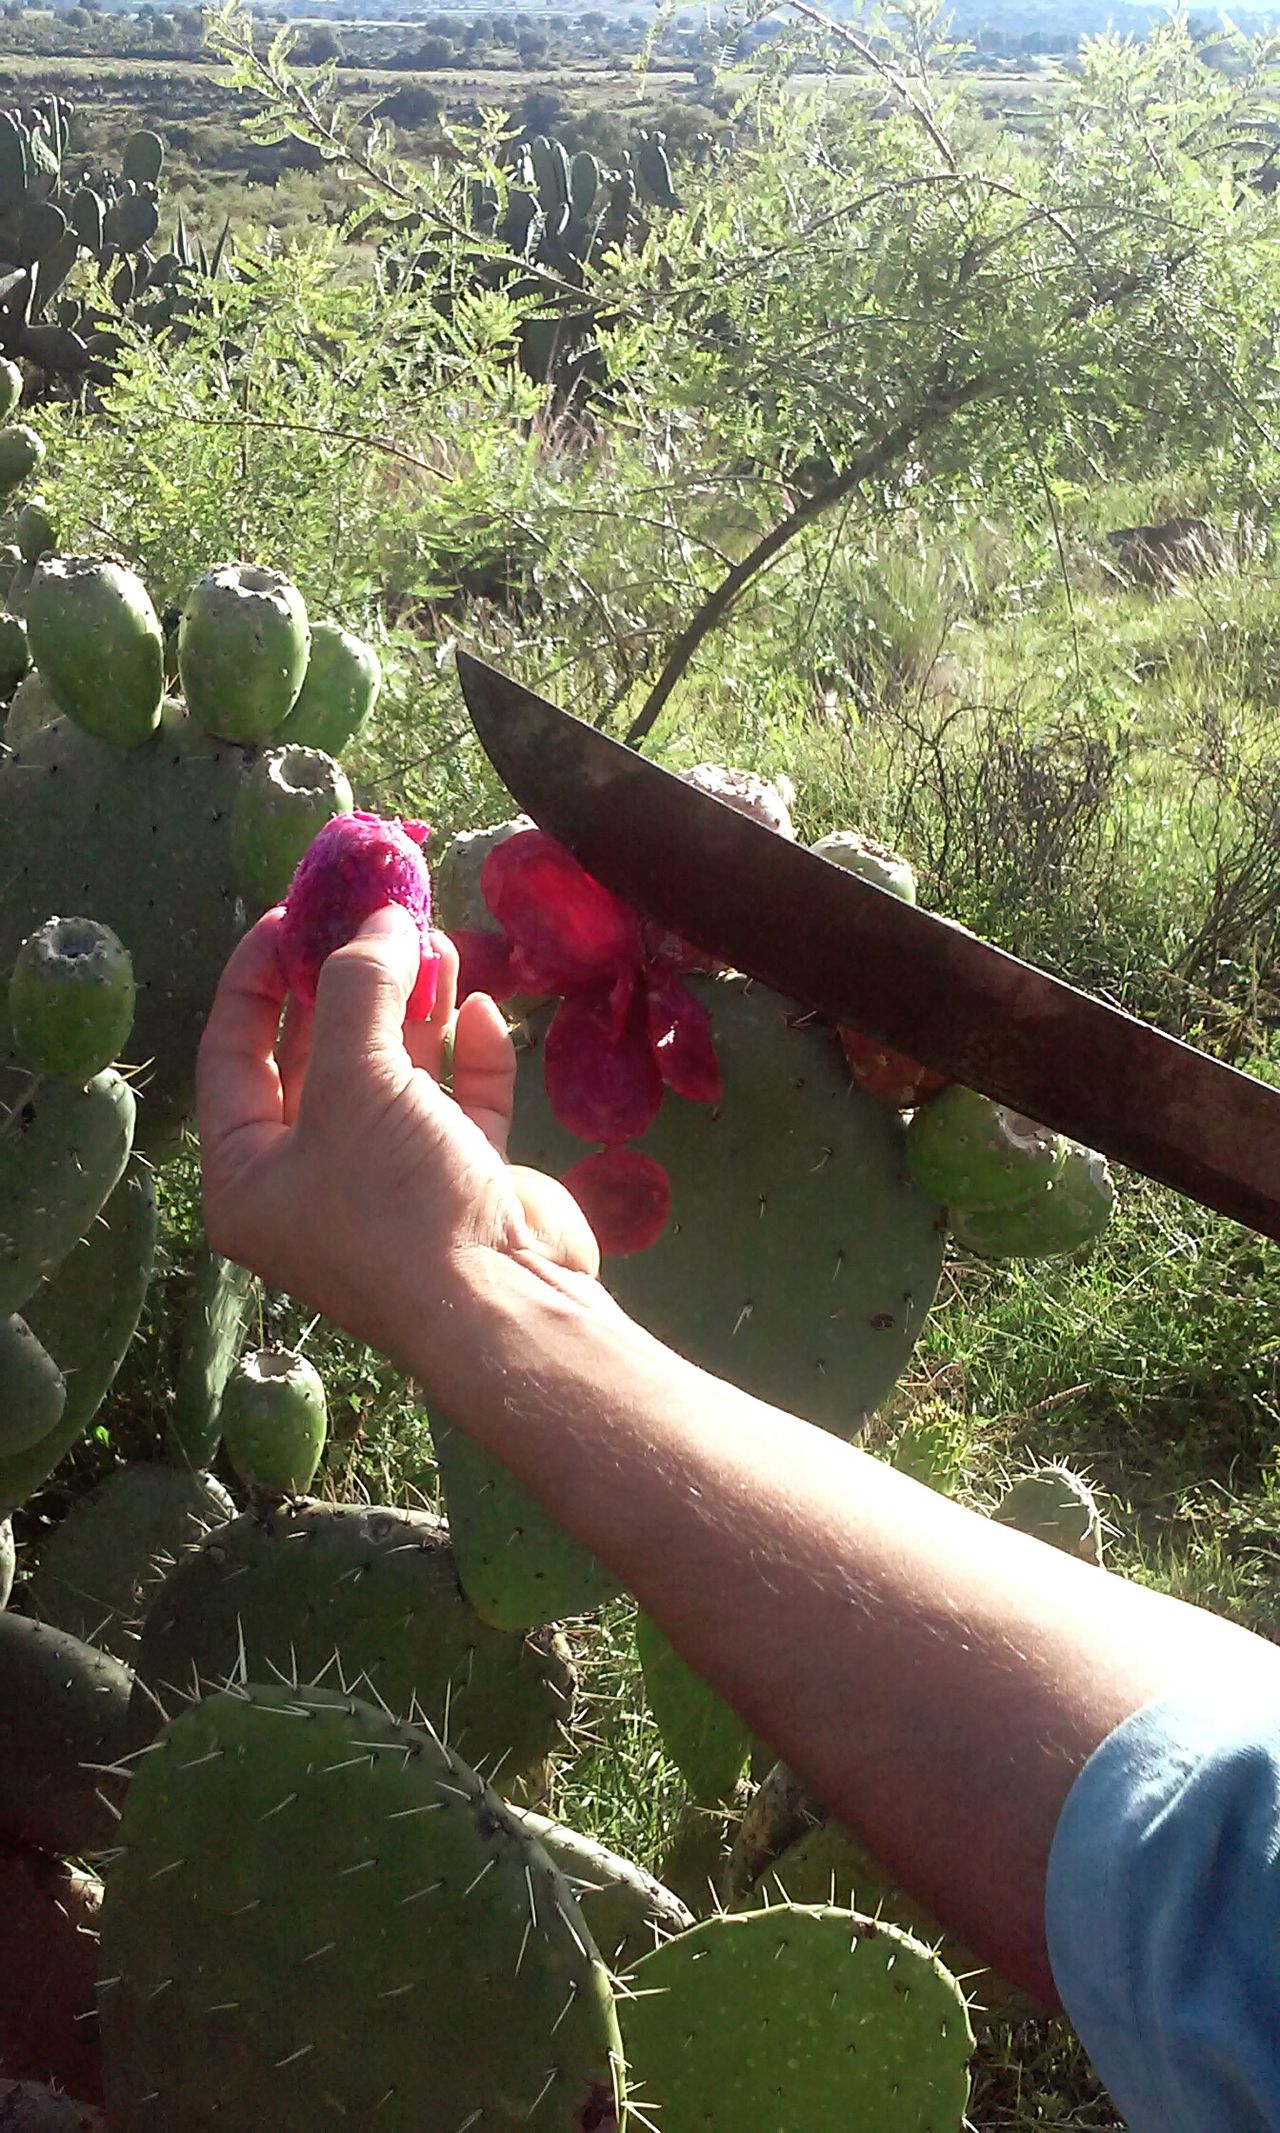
[277,810,440,1017]
[544,982,664,1146]
[563,1146,672,1257]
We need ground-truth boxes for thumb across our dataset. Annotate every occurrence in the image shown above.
[302,905,421,1118]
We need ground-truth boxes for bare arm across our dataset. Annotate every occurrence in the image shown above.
[198,910,1278,2006]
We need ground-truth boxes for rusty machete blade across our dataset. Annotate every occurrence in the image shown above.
[457,649,1280,1240]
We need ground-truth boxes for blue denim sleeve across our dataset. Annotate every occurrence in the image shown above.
[1045,1683,1280,2132]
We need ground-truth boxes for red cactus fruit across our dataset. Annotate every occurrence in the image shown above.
[277,810,439,1017]
[839,1026,949,1111]
[563,1146,672,1257]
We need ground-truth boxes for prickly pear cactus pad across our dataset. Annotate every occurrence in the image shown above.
[219,1347,328,1495]
[509,1808,694,1972]
[0,703,244,1141]
[26,558,164,748]
[0,1157,156,1511]
[128,1501,574,1788]
[0,1312,65,1456]
[230,744,353,915]
[634,1611,751,1805]
[0,1612,133,1857]
[0,1066,135,1317]
[512,976,944,1435]
[278,617,381,754]
[431,1415,621,1631]
[167,1248,256,1470]
[99,1684,626,2131]
[621,1905,972,2132]
[0,426,44,496]
[177,562,310,744]
[9,917,136,1086]
[28,1464,234,1663]
[993,1465,1104,1565]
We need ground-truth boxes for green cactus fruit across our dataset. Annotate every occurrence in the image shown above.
[431,1416,620,1631]
[513,974,944,1436]
[0,1158,156,1513]
[178,562,310,744]
[0,1612,133,1856]
[0,1313,65,1456]
[128,1501,575,1789]
[230,744,353,914]
[949,1141,1115,1261]
[635,1611,751,1805]
[120,129,163,186]
[0,703,244,1144]
[220,1348,328,1496]
[26,558,164,748]
[100,1683,626,2131]
[9,917,136,1086]
[0,427,44,497]
[508,1807,693,1970]
[0,1067,135,1319]
[907,1085,1064,1213]
[810,828,917,903]
[15,498,56,564]
[0,1517,12,1606]
[28,1464,234,1664]
[0,359,21,425]
[745,1819,1031,2025]
[0,613,28,698]
[167,1247,255,1469]
[278,619,381,754]
[993,1464,1104,1565]
[3,667,53,745]
[0,1840,103,2103]
[622,1905,972,2131]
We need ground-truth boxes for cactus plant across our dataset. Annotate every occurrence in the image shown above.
[99,1683,626,2130]
[128,1500,575,1790]
[507,1806,693,1971]
[0,1067,135,1318]
[26,559,165,748]
[0,1518,12,1606]
[0,613,28,698]
[430,1415,620,1631]
[9,917,135,1086]
[15,499,56,565]
[0,2084,104,2128]
[178,563,310,743]
[634,1610,752,1805]
[0,1157,157,1513]
[811,827,917,901]
[27,1463,234,1663]
[230,744,353,915]
[219,1347,328,1496]
[993,1464,1104,1565]
[0,1313,65,1456]
[279,618,380,754]
[0,1612,133,1856]
[3,667,52,744]
[0,1840,102,2101]
[621,1904,973,2131]
[0,361,20,424]
[0,428,43,496]
[167,1247,256,1470]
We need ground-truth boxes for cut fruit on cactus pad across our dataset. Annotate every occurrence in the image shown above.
[563,1147,671,1256]
[481,829,642,995]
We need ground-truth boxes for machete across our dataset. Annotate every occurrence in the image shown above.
[456,649,1280,1241]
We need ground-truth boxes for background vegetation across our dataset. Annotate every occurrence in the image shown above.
[13,0,1280,2120]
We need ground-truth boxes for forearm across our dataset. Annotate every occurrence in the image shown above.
[415,1251,1276,2004]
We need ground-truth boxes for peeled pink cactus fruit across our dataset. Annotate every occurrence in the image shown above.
[563,1146,671,1256]
[9,917,136,1085]
[276,810,439,1018]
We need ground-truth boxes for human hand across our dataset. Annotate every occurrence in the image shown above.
[197,904,602,1362]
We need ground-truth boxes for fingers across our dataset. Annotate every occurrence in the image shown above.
[451,991,517,1155]
[277,995,315,1127]
[509,1166,602,1280]
[301,906,420,1122]
[196,910,290,1170]
[405,933,459,1080]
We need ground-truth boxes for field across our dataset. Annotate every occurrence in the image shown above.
[4,4,1280,2125]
